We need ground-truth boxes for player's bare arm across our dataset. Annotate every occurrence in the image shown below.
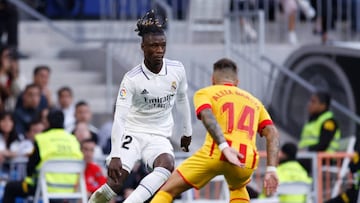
[199,109,243,166]
[261,125,280,166]
[261,125,280,196]
[199,109,226,144]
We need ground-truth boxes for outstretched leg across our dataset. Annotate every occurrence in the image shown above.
[123,153,175,203]
[88,167,129,203]
[150,169,192,203]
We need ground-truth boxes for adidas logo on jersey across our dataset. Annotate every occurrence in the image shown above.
[141,89,149,94]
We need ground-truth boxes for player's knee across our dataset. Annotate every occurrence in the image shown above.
[162,162,174,172]
[154,153,175,172]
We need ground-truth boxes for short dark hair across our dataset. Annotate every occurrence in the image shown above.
[314,90,331,108]
[213,58,238,73]
[0,45,15,66]
[0,111,18,148]
[47,109,64,129]
[135,10,166,37]
[80,138,95,148]
[281,142,298,160]
[26,118,43,132]
[33,65,50,76]
[57,86,73,97]
[75,100,88,109]
[24,83,40,93]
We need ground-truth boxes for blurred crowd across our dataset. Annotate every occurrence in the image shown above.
[0,45,150,202]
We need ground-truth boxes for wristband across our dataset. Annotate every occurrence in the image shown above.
[266,166,277,173]
[218,142,229,151]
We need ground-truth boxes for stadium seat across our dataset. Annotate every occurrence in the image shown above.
[33,160,87,203]
[186,0,230,43]
[117,0,152,19]
[81,0,113,19]
[45,0,82,19]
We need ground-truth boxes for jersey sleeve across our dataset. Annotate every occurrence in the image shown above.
[176,65,192,136]
[193,88,212,120]
[110,75,134,158]
[116,75,134,108]
[177,63,188,94]
[257,104,273,133]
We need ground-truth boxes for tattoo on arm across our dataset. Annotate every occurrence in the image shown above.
[261,125,280,166]
[200,109,226,145]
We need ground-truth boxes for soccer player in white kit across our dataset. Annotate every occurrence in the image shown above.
[88,10,192,203]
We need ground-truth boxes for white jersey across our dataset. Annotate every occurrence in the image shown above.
[115,58,189,137]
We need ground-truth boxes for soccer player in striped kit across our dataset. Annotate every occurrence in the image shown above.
[151,58,280,203]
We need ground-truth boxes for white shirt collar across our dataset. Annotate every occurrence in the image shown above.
[141,59,167,80]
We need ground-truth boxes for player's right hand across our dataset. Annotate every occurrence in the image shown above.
[108,157,122,184]
[222,147,244,167]
[263,171,279,196]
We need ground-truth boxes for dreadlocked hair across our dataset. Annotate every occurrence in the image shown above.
[135,10,166,37]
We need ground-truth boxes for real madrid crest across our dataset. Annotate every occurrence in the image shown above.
[171,81,177,92]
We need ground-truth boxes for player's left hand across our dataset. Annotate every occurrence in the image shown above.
[180,135,192,152]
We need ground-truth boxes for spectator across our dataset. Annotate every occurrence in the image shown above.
[73,121,97,143]
[81,138,107,197]
[32,65,52,107]
[230,0,257,41]
[260,142,312,202]
[37,107,50,129]
[310,0,336,44]
[2,109,83,203]
[298,90,341,152]
[0,46,12,111]
[73,121,103,161]
[280,0,298,44]
[13,84,41,134]
[56,86,75,132]
[0,0,18,49]
[24,118,45,143]
[15,66,50,112]
[279,0,315,45]
[69,101,98,143]
[298,90,341,175]
[0,111,20,165]
[13,119,46,158]
[7,47,27,110]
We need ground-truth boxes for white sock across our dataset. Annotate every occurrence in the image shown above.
[123,167,171,203]
[88,183,117,203]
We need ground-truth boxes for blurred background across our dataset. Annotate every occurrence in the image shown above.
[1,0,360,202]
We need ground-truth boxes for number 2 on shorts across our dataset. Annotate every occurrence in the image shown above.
[121,135,133,149]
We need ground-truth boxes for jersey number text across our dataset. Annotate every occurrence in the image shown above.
[222,102,255,139]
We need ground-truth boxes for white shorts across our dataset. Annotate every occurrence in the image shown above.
[113,133,174,173]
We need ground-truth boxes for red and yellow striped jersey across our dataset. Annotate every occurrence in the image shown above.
[194,84,273,169]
